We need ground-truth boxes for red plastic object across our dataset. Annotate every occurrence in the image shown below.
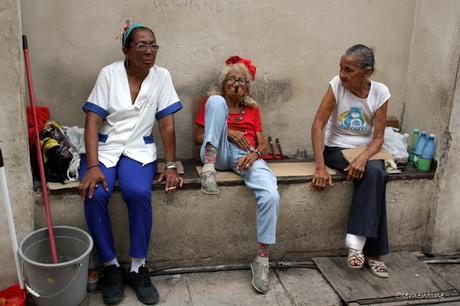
[261,154,283,160]
[0,283,26,306]
[26,106,50,148]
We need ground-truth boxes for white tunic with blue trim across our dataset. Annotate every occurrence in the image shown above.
[82,61,182,168]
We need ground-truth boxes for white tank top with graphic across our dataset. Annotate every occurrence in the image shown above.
[324,75,391,148]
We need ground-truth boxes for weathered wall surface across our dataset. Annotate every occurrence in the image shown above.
[0,0,456,287]
[431,52,460,253]
[36,179,435,267]
[20,0,416,157]
[0,0,34,289]
[402,0,460,143]
[402,0,460,254]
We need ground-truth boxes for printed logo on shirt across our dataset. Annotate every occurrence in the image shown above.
[337,106,369,132]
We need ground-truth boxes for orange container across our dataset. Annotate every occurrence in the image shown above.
[0,283,26,306]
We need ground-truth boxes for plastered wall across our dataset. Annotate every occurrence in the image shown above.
[20,0,416,158]
[402,0,460,254]
[0,0,34,289]
[1,0,459,288]
[402,0,460,143]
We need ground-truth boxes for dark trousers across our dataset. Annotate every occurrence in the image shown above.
[324,146,389,256]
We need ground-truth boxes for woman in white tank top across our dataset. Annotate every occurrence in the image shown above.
[311,44,391,278]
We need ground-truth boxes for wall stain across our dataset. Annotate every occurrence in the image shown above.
[251,77,293,106]
[177,73,294,111]
[175,73,217,112]
[152,0,234,15]
[436,127,452,179]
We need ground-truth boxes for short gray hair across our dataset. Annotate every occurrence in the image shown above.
[345,44,375,71]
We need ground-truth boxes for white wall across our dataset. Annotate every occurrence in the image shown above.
[20,0,416,157]
[0,1,458,288]
[400,0,460,254]
[0,0,34,289]
[402,0,460,143]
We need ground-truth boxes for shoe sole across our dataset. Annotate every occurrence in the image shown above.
[366,264,389,278]
[201,187,219,195]
[127,283,160,304]
[103,295,124,305]
[347,262,364,269]
[250,263,267,294]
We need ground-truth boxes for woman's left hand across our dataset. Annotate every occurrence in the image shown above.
[344,154,368,181]
[157,168,184,193]
[236,152,258,173]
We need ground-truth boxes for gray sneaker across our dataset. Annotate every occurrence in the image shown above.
[250,255,270,294]
[200,169,219,194]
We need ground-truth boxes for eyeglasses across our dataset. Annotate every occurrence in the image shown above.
[131,43,160,52]
[225,78,248,86]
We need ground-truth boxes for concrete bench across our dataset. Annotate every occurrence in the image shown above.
[34,159,436,270]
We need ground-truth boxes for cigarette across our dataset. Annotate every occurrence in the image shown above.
[167,186,177,191]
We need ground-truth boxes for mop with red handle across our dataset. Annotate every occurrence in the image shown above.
[22,35,58,264]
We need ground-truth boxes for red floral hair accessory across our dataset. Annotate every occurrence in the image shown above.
[225,56,256,80]
[115,20,131,42]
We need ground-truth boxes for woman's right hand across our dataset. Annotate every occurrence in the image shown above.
[311,167,333,191]
[228,129,251,151]
[79,167,108,200]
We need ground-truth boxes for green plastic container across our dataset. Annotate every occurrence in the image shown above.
[416,158,432,172]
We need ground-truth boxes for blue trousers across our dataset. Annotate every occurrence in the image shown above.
[200,95,280,244]
[80,155,157,263]
[323,146,389,256]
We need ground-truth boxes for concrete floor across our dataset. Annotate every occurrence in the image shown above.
[87,268,341,306]
[85,259,460,306]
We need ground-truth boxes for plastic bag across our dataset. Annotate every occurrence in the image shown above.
[383,127,409,163]
[40,121,79,183]
[63,126,84,182]
[64,126,85,154]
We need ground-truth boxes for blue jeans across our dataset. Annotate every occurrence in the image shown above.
[200,95,280,244]
[80,155,157,263]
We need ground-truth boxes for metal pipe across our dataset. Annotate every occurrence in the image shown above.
[421,258,460,264]
[150,261,315,276]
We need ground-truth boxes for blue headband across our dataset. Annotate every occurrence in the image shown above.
[122,23,145,47]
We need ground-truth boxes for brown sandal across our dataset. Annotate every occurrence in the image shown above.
[347,248,364,269]
[366,259,389,278]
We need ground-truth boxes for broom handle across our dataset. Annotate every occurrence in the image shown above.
[22,35,58,264]
[0,149,25,289]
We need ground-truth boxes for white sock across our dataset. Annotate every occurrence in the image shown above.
[345,233,366,251]
[203,163,215,172]
[103,257,120,267]
[130,257,146,273]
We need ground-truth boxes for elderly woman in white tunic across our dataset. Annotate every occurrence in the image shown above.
[79,23,183,305]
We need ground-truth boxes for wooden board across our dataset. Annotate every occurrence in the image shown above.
[342,146,394,163]
[313,252,460,305]
[196,162,336,182]
[268,162,336,176]
[47,161,184,190]
[429,264,460,292]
